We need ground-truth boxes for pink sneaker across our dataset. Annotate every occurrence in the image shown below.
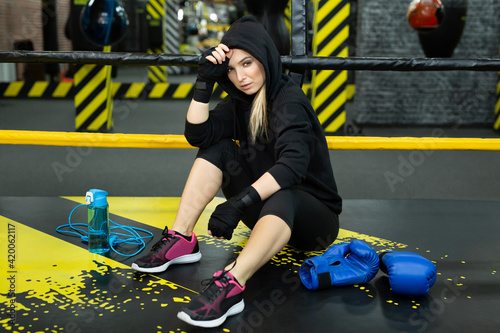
[131,227,201,273]
[177,270,245,328]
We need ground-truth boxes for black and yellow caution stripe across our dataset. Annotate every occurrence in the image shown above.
[74,63,113,131]
[311,0,351,134]
[146,0,165,19]
[0,82,313,100]
[147,0,167,82]
[0,81,74,99]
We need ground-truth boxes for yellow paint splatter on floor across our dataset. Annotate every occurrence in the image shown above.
[0,217,197,332]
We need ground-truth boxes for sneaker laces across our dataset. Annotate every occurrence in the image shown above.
[150,227,174,253]
[201,274,230,301]
[200,261,237,301]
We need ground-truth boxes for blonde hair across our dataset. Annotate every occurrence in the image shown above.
[249,84,267,145]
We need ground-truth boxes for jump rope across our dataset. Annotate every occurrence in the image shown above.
[57,203,154,257]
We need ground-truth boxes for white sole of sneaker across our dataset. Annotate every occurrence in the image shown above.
[131,251,201,273]
[177,299,245,328]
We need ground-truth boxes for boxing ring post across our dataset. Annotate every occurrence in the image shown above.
[289,0,307,87]
[495,46,500,131]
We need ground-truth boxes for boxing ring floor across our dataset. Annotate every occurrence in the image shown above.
[1,98,500,332]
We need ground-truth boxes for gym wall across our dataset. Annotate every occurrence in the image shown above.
[352,0,500,126]
[0,0,72,80]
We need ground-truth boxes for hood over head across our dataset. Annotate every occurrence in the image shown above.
[219,15,284,103]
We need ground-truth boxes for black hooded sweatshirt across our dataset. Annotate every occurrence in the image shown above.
[185,16,342,215]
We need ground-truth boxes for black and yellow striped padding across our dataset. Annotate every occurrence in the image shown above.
[74,63,113,131]
[147,48,167,83]
[147,0,167,83]
[0,81,74,99]
[310,0,351,134]
[0,82,312,100]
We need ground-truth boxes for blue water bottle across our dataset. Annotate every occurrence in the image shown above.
[86,189,110,254]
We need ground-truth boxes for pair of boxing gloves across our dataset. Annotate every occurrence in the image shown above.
[299,239,437,296]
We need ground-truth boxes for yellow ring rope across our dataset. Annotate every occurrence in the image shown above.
[1,130,499,151]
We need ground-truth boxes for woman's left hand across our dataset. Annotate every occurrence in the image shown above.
[207,229,226,240]
[207,197,244,240]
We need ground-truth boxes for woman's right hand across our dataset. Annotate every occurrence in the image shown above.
[197,44,232,83]
[193,44,232,104]
[204,43,232,65]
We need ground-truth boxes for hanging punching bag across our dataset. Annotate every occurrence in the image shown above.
[80,0,129,47]
[407,0,445,32]
[407,0,467,57]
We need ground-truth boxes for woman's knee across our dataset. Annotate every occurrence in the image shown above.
[196,138,238,170]
[288,190,340,251]
[258,189,296,229]
[289,223,338,251]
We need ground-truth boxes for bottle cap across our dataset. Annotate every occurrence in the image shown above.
[86,189,108,207]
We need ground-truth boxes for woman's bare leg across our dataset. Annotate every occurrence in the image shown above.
[171,158,222,236]
[225,215,291,285]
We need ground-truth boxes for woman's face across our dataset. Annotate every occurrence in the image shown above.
[227,48,265,95]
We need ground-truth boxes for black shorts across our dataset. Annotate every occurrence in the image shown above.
[197,138,339,251]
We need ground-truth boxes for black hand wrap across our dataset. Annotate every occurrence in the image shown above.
[193,47,229,103]
[208,186,260,240]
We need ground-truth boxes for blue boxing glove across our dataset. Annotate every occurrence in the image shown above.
[379,251,437,296]
[299,240,380,290]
